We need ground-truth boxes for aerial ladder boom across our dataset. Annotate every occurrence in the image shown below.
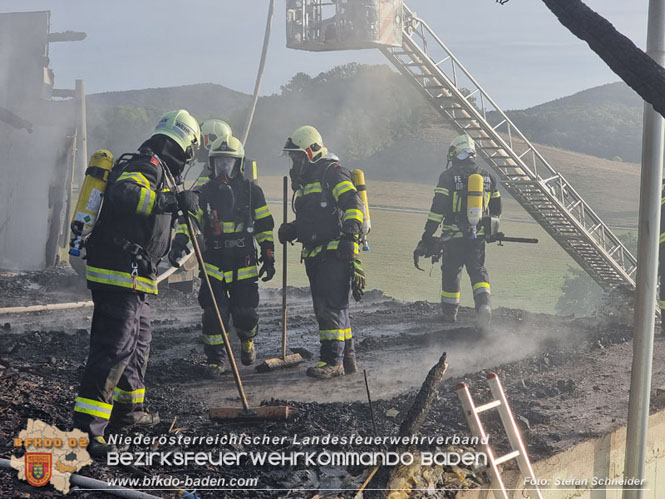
[286,0,637,290]
[380,4,636,290]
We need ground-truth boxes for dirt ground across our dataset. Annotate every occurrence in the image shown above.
[1,266,664,498]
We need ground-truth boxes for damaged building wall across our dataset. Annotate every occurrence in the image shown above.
[0,124,75,271]
[0,11,79,271]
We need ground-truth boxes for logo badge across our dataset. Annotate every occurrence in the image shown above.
[25,453,52,487]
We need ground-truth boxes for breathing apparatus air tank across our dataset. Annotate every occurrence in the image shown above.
[466,173,484,239]
[69,150,115,256]
[352,169,371,251]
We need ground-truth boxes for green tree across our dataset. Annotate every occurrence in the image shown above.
[555,231,637,316]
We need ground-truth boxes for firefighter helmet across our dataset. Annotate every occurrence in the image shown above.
[209,135,245,179]
[200,119,232,151]
[153,109,201,162]
[283,125,328,163]
[447,134,476,162]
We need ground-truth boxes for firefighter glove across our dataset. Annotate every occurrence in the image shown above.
[155,191,179,214]
[420,233,435,249]
[278,222,298,244]
[168,233,189,268]
[336,234,357,261]
[259,248,276,282]
[176,190,199,215]
[351,259,366,302]
[414,239,427,258]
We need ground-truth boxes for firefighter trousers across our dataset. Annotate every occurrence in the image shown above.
[73,289,151,437]
[198,276,259,364]
[441,238,491,312]
[305,252,356,366]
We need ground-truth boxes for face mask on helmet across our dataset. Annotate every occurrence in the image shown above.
[455,148,476,161]
[203,134,217,151]
[288,151,308,180]
[211,156,238,179]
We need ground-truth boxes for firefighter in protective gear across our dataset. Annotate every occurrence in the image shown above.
[192,119,233,190]
[73,109,201,458]
[169,136,275,377]
[278,125,364,379]
[417,134,502,326]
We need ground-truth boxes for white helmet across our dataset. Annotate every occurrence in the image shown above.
[447,134,476,162]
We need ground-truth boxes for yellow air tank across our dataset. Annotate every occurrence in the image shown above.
[69,150,115,256]
[352,169,371,251]
[466,173,484,239]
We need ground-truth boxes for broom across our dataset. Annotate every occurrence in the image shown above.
[255,176,304,372]
[164,168,291,422]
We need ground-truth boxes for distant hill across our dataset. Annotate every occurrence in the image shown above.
[88,83,250,119]
[502,82,643,163]
[82,67,642,227]
[85,65,435,168]
[86,83,251,155]
[350,124,639,227]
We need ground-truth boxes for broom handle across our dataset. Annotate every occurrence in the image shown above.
[282,176,288,360]
[165,171,251,412]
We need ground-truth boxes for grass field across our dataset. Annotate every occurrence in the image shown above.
[259,176,580,314]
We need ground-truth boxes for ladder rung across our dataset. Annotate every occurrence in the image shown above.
[475,400,502,413]
[494,450,521,466]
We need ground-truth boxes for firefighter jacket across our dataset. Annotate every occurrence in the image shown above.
[292,157,364,258]
[177,175,274,284]
[86,150,174,295]
[423,161,502,239]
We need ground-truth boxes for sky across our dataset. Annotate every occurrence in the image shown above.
[0,0,650,110]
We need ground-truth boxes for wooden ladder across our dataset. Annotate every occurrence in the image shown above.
[457,373,543,499]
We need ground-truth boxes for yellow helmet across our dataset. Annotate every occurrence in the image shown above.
[447,134,476,162]
[283,125,328,163]
[153,109,201,162]
[209,135,245,179]
[200,119,232,150]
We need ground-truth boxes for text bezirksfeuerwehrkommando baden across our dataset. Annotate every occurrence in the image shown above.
[107,433,486,447]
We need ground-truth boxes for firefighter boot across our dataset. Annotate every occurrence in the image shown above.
[343,339,358,375]
[475,294,492,331]
[343,356,358,375]
[87,436,117,460]
[206,363,226,378]
[241,340,256,366]
[306,362,345,379]
[110,411,160,431]
[441,303,458,324]
[131,411,161,428]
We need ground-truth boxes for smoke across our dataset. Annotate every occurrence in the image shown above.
[242,64,439,186]
[0,11,78,271]
[363,312,587,401]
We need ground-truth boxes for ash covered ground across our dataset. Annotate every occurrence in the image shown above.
[1,266,664,498]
